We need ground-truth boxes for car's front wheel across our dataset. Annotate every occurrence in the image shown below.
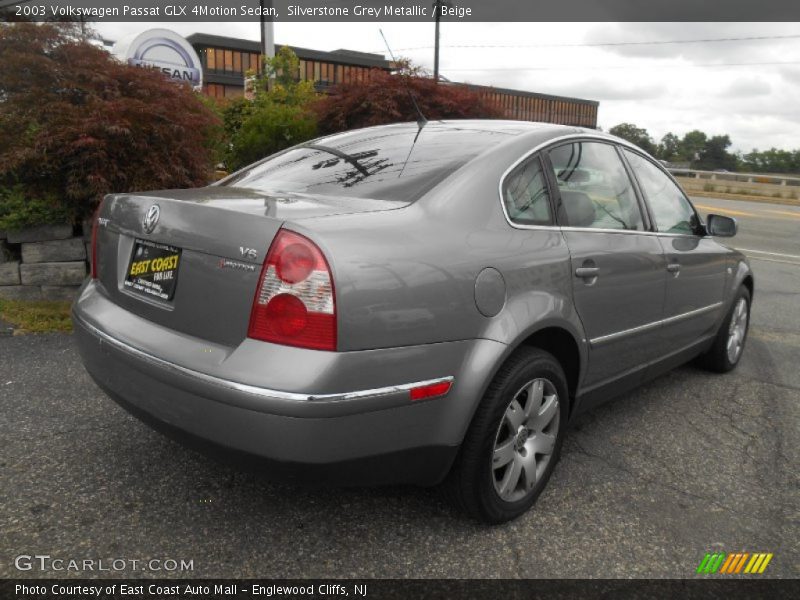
[699,286,751,373]
[446,348,568,524]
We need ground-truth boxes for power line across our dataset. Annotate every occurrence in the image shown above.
[442,60,800,72]
[385,33,800,52]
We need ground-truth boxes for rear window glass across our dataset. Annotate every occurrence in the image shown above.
[221,125,512,203]
[503,156,552,226]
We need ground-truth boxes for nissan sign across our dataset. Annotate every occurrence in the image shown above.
[112,29,203,88]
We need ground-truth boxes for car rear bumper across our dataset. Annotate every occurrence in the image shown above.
[72,282,507,485]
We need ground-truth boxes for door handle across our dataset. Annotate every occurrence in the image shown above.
[666,263,681,273]
[575,267,599,278]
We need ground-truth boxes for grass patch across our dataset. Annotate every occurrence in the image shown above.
[0,298,73,333]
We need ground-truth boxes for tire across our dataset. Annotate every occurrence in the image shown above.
[698,286,751,373]
[445,347,569,524]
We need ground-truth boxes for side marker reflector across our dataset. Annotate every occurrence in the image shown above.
[409,381,452,402]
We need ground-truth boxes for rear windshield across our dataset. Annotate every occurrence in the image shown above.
[221,124,513,203]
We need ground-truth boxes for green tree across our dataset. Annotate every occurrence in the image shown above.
[681,130,708,167]
[657,132,682,162]
[224,46,318,171]
[740,148,800,174]
[609,123,657,155]
[699,135,736,171]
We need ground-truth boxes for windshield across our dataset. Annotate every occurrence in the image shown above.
[221,124,514,203]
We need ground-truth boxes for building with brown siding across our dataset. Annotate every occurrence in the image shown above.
[187,33,598,128]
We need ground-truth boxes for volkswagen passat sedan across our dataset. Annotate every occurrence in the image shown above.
[73,121,753,523]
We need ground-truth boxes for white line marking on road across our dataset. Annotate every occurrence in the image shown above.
[735,247,800,260]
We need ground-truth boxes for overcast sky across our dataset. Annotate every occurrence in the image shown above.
[95,21,800,153]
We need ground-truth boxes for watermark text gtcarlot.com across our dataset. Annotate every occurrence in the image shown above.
[14,555,194,572]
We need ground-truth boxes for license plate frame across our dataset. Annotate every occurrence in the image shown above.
[124,239,182,302]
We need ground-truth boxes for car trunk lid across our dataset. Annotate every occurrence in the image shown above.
[94,186,402,347]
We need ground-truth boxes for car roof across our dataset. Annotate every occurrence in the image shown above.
[320,119,594,136]
[396,119,604,137]
[330,119,620,148]
[314,119,617,154]
[435,119,590,136]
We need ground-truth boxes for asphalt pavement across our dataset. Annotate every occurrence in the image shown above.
[1,197,798,579]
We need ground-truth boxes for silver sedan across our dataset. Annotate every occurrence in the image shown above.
[73,120,752,523]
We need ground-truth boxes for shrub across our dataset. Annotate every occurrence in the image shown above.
[0,186,70,231]
[223,47,318,172]
[0,22,222,225]
[313,62,502,134]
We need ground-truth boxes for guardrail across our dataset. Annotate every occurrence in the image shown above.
[669,168,800,202]
[668,168,800,187]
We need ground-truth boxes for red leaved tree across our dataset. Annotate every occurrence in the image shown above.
[313,64,502,134]
[0,22,222,225]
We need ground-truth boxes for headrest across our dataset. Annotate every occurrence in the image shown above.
[559,190,596,228]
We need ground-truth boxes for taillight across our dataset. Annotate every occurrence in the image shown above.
[248,229,336,351]
[90,199,104,279]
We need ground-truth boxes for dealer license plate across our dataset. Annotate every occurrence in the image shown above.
[124,239,182,301]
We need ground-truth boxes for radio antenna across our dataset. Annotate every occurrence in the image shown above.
[379,29,427,130]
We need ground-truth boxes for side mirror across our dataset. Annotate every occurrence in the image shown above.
[706,213,737,237]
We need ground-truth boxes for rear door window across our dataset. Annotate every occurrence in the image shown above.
[547,141,644,231]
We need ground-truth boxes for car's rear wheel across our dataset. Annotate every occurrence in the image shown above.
[446,347,568,524]
[698,286,751,373]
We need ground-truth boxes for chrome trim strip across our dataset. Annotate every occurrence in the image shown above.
[590,302,724,346]
[76,315,454,404]
[559,226,706,239]
[578,332,717,397]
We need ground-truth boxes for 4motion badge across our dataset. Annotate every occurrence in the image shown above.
[219,258,257,272]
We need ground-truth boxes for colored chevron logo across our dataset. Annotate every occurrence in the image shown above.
[697,552,774,574]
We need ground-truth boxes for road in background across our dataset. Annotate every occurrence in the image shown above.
[1,197,798,579]
[690,196,800,393]
[691,196,800,266]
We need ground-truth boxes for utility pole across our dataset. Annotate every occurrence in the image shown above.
[259,0,276,60]
[259,0,275,88]
[433,0,441,82]
[432,0,451,83]
[260,0,275,59]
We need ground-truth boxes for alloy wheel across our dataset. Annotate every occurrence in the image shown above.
[491,378,560,502]
[726,297,749,364]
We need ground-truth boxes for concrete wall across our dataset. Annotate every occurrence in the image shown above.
[0,224,87,302]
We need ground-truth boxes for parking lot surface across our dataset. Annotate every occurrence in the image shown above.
[1,197,798,579]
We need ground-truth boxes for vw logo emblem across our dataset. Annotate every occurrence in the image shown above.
[143,204,160,234]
